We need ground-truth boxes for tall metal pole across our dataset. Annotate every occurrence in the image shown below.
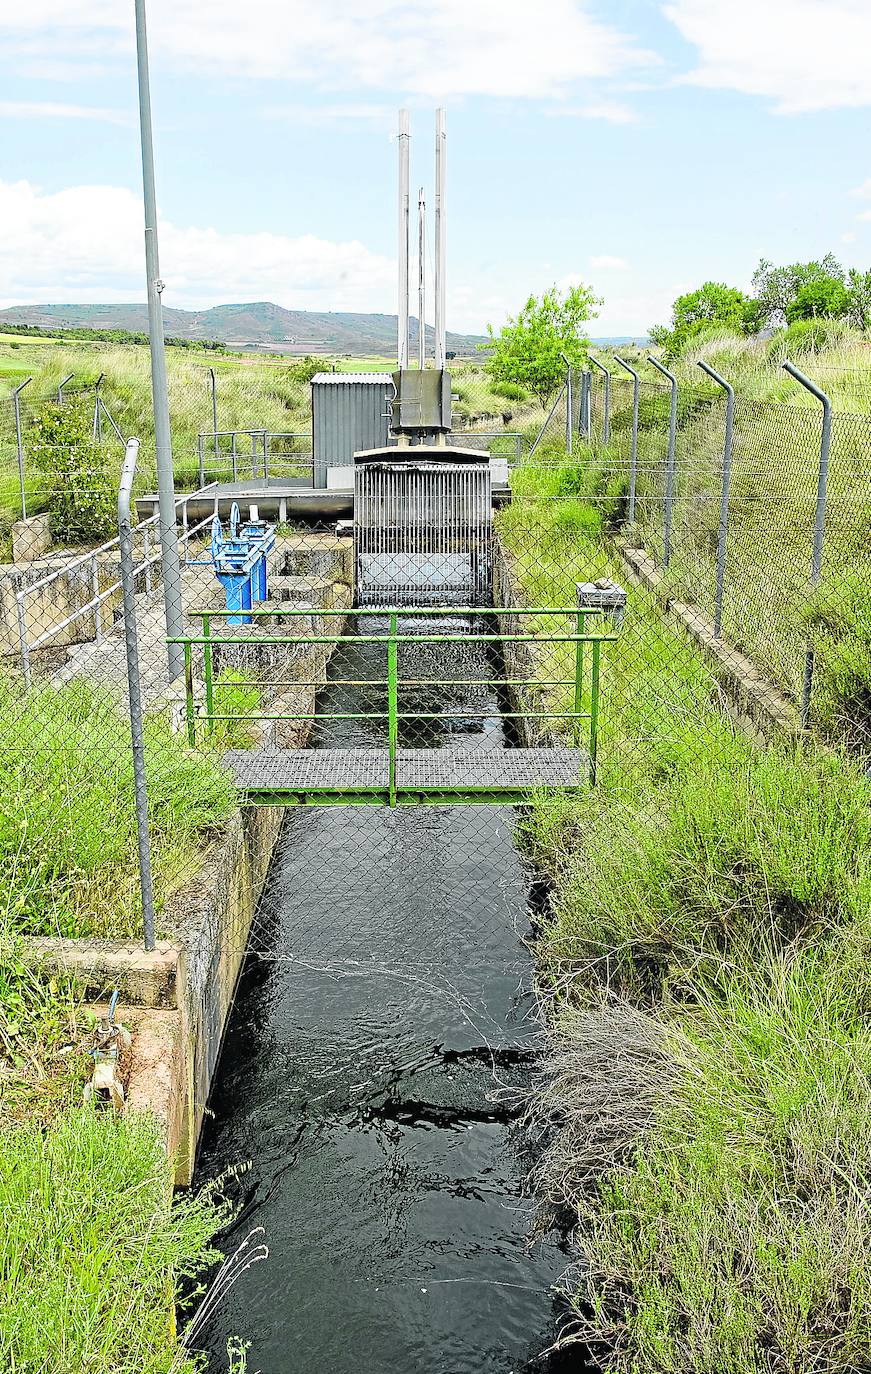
[12,377,32,522]
[117,437,157,953]
[783,360,833,726]
[613,355,640,523]
[647,356,678,568]
[134,0,184,679]
[417,187,426,370]
[397,110,410,369]
[434,108,446,370]
[697,360,735,638]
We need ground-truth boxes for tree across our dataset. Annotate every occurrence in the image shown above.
[785,277,850,323]
[482,283,600,406]
[751,254,845,325]
[649,281,759,358]
[846,268,871,329]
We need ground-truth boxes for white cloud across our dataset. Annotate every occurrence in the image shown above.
[849,178,871,199]
[550,100,637,123]
[590,254,630,270]
[842,231,858,244]
[261,104,395,126]
[0,100,127,124]
[857,211,871,223]
[0,179,394,313]
[664,0,871,113]
[0,1,654,99]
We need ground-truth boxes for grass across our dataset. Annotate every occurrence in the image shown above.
[0,673,236,939]
[0,1106,229,1374]
[503,454,871,1372]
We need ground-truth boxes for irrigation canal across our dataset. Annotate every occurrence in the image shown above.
[194,615,580,1371]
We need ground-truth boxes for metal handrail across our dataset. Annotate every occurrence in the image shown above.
[174,605,616,791]
[13,481,218,684]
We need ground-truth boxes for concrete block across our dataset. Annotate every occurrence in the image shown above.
[12,514,52,563]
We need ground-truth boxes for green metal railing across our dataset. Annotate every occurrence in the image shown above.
[171,606,615,799]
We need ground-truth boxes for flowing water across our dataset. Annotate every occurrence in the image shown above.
[193,616,576,1372]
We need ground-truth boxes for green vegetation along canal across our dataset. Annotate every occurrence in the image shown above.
[194,617,578,1371]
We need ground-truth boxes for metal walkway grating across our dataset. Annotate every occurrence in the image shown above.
[224,747,589,803]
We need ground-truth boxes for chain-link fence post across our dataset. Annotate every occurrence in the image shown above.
[135,0,185,681]
[118,436,157,952]
[648,356,678,567]
[209,365,218,452]
[579,369,591,439]
[561,356,574,456]
[93,373,105,443]
[698,361,735,638]
[12,377,32,521]
[590,356,611,447]
[783,360,833,727]
[57,372,74,405]
[613,355,640,523]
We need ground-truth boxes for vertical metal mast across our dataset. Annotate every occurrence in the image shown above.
[397,109,410,369]
[434,108,446,370]
[418,187,426,370]
[133,0,183,678]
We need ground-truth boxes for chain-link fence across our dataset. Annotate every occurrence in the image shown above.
[529,358,870,753]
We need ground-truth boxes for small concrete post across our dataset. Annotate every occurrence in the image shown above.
[577,579,627,628]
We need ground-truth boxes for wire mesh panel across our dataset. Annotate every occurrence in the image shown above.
[354,459,492,606]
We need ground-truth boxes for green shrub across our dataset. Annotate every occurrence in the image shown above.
[491,380,528,402]
[29,398,115,545]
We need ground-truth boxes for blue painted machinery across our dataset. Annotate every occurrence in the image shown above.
[206,503,276,624]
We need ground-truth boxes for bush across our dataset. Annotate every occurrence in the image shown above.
[30,398,115,544]
[491,380,528,402]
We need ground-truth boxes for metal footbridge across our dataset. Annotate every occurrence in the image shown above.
[173,606,614,806]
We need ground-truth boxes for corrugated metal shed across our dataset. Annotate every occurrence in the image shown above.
[311,373,393,486]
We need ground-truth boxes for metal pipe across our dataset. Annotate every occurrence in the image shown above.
[697,360,735,637]
[134,0,184,680]
[783,359,833,726]
[647,356,678,567]
[397,109,410,369]
[434,107,446,370]
[208,366,218,463]
[613,355,640,522]
[589,356,611,446]
[579,369,591,439]
[57,372,74,405]
[417,186,426,370]
[117,437,157,952]
[12,377,32,521]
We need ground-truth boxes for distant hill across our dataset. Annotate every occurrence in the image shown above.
[0,301,488,356]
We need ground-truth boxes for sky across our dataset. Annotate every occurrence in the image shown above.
[1,0,870,337]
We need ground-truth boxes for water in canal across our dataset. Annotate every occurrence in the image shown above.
[193,616,573,1372]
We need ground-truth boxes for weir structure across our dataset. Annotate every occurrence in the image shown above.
[171,109,616,806]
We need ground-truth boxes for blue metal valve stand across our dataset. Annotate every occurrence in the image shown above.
[207,503,275,623]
